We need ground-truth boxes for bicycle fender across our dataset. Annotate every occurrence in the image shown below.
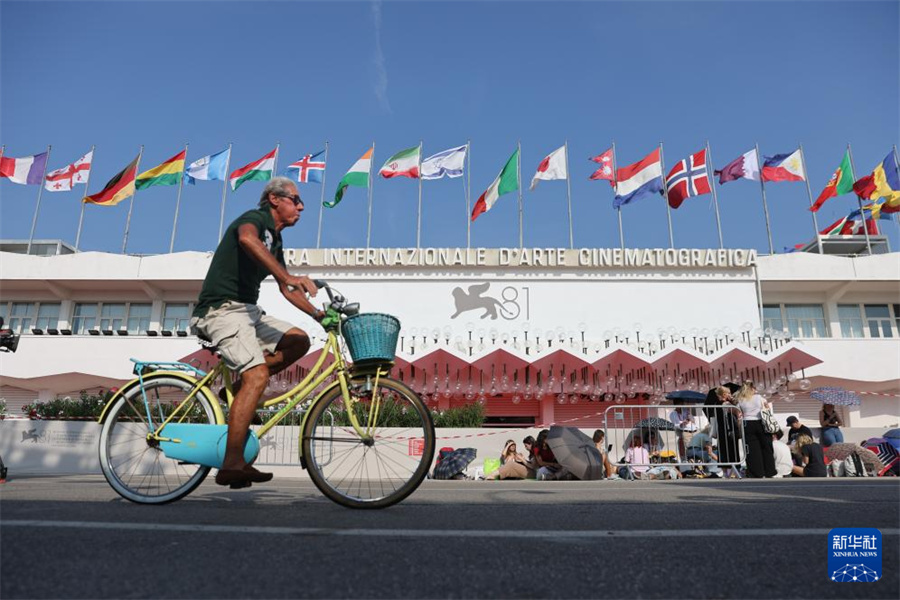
[97,371,225,425]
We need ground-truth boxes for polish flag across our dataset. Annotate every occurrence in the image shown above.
[529,145,567,191]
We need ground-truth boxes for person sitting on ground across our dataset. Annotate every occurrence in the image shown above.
[644,429,667,461]
[791,433,827,478]
[592,429,617,479]
[685,431,722,477]
[486,439,530,480]
[521,435,537,478]
[772,430,794,478]
[670,405,699,460]
[532,429,567,480]
[818,403,844,446]
[786,416,814,446]
[620,433,650,479]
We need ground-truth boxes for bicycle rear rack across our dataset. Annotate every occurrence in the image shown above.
[130,358,208,378]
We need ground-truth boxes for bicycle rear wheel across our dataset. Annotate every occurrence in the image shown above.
[99,375,219,504]
[301,376,435,509]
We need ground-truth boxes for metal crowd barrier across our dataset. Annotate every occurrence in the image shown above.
[602,404,746,479]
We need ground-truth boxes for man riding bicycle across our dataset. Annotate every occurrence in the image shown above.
[190,176,322,489]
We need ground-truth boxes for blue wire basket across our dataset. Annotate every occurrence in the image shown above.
[341,313,401,364]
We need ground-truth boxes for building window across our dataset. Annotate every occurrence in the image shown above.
[0,302,7,326]
[762,305,784,333]
[72,303,98,334]
[894,304,900,334]
[35,303,61,330]
[7,302,35,334]
[864,304,893,338]
[837,305,864,338]
[127,304,152,334]
[785,304,828,338]
[99,303,126,332]
[162,303,191,333]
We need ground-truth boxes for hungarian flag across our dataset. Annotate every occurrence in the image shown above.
[229,148,276,191]
[327,148,372,208]
[589,148,615,186]
[853,151,900,213]
[0,151,48,185]
[44,150,93,192]
[136,149,186,190]
[379,146,420,179]
[83,154,140,206]
[472,149,519,222]
[529,145,567,191]
[810,151,853,212]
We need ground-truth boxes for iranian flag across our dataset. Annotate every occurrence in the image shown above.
[380,146,420,179]
[810,150,853,212]
[471,149,519,222]
[229,148,276,191]
[327,148,372,208]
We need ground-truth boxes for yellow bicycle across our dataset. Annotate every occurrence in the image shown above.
[97,281,435,508]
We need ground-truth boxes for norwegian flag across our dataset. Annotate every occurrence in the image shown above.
[665,149,711,209]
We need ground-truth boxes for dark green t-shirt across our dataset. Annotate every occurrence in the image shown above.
[193,208,284,318]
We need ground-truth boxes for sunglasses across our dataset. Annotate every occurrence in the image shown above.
[278,193,304,209]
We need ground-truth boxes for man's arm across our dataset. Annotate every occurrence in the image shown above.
[237,223,321,318]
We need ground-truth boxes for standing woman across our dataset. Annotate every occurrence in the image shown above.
[819,403,844,446]
[735,381,777,478]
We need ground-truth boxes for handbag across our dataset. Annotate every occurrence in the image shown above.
[760,402,780,434]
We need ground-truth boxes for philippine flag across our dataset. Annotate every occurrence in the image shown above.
[762,149,806,182]
[614,149,663,208]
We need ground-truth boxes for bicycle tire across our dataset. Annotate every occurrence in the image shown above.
[301,376,435,509]
[99,375,219,504]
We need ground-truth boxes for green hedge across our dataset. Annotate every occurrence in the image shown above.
[23,390,113,419]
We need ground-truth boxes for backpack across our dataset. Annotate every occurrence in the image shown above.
[829,453,869,477]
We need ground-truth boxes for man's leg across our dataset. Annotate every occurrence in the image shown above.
[228,328,311,399]
[221,363,269,472]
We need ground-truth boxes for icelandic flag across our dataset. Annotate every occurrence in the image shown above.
[185,147,230,184]
[285,150,325,184]
[614,148,663,208]
[762,149,806,182]
[421,145,467,180]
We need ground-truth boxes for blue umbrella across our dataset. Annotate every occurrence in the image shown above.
[665,390,707,403]
[810,386,860,406]
[432,447,477,480]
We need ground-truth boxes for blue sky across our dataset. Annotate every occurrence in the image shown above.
[1,0,898,254]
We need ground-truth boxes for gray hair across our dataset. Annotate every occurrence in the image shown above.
[259,176,297,208]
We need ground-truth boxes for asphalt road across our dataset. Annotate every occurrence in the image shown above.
[2,475,898,599]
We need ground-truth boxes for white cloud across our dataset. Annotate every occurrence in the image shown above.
[371,1,391,113]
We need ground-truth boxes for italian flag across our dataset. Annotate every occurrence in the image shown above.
[379,146,420,179]
[327,148,372,208]
[471,149,519,222]
[229,148,276,191]
[810,150,853,212]
[136,149,186,190]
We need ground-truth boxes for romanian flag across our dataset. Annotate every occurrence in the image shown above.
[83,154,140,206]
[136,150,186,190]
[853,151,900,213]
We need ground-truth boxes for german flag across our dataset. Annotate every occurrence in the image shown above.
[83,154,140,206]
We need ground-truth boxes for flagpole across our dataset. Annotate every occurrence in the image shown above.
[755,143,775,254]
[564,140,574,249]
[272,142,280,178]
[169,143,189,253]
[705,141,724,249]
[26,145,52,255]
[122,145,144,254]
[417,140,423,248]
[466,140,471,249]
[74,145,96,251]
[846,143,872,255]
[367,141,375,249]
[893,145,900,231]
[517,140,523,249]
[612,141,624,250]
[218,143,233,242]
[797,143,824,255]
[316,141,329,249]
[659,142,675,249]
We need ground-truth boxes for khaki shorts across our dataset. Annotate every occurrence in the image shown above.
[190,301,295,374]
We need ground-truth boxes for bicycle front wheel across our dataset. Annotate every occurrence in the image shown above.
[99,375,219,504]
[302,376,435,509]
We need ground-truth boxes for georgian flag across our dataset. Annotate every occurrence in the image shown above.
[45,150,93,192]
[665,149,711,209]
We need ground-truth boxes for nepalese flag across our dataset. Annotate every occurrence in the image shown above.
[714,149,759,184]
[44,150,93,192]
[0,151,49,185]
[229,148,277,191]
[853,151,900,213]
[762,149,806,182]
[665,149,711,209]
[185,148,230,184]
[285,150,325,184]
[589,148,615,186]
[613,148,663,209]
